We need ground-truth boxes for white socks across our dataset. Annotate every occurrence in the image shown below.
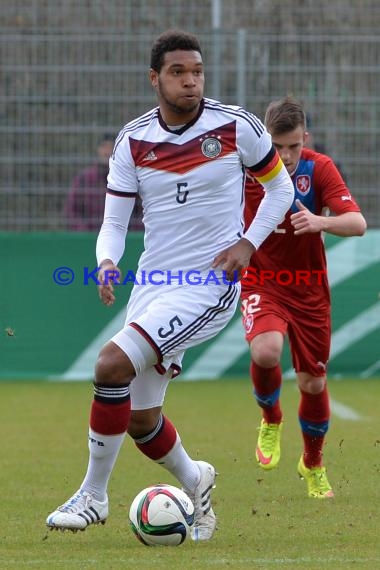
[80,430,201,500]
[156,435,201,491]
[80,429,126,501]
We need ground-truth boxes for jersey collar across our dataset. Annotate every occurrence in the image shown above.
[158,99,205,135]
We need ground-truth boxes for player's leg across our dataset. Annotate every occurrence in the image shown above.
[288,312,334,498]
[250,332,285,470]
[47,281,238,535]
[46,327,158,531]
[297,372,330,469]
[242,293,287,469]
[128,368,216,541]
[296,371,334,499]
[123,282,240,541]
[296,372,333,498]
[126,281,239,540]
[250,332,284,424]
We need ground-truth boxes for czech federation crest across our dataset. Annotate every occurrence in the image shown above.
[201,136,222,158]
[244,314,254,334]
[295,174,311,196]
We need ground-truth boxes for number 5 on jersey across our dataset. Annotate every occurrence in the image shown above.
[176,182,189,204]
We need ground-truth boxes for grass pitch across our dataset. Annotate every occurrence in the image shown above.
[0,377,379,569]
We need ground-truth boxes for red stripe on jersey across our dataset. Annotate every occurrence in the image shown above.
[129,121,237,174]
[154,363,167,375]
[153,362,182,377]
[129,322,162,363]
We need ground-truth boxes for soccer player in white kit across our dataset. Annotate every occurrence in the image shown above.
[46,30,294,540]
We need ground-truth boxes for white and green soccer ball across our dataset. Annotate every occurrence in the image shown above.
[129,484,194,546]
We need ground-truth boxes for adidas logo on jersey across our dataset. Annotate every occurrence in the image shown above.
[143,150,157,161]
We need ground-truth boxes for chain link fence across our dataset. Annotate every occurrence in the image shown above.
[1,0,379,230]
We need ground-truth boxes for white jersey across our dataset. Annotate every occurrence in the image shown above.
[107,98,274,274]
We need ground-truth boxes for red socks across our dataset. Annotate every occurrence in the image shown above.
[299,386,330,467]
[90,383,131,435]
[134,415,177,460]
[250,361,283,424]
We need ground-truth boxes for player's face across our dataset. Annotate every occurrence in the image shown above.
[150,50,204,125]
[270,126,308,175]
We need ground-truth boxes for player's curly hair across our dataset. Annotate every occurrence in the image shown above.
[150,30,202,72]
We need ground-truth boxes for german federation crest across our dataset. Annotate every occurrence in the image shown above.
[201,136,222,158]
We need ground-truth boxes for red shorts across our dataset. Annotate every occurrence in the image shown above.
[241,290,331,377]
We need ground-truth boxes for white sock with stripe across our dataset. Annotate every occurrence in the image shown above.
[156,434,201,491]
[80,429,126,502]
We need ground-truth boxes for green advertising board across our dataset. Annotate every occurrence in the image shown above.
[1,231,379,380]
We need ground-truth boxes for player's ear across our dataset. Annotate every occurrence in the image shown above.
[149,68,158,88]
[304,131,310,146]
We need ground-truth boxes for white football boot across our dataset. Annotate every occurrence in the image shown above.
[46,490,108,531]
[183,460,217,541]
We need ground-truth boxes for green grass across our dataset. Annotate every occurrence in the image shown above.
[1,378,380,569]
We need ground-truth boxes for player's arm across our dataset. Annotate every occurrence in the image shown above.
[96,191,136,305]
[213,147,294,280]
[320,211,366,236]
[291,200,366,237]
[290,157,366,237]
[243,147,294,248]
[96,131,140,305]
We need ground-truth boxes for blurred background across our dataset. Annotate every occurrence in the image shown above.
[1,0,379,230]
[1,0,379,380]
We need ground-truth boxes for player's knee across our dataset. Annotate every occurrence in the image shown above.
[95,342,135,385]
[250,332,282,368]
[298,375,326,394]
[251,345,281,368]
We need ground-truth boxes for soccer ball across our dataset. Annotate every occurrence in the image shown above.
[129,484,194,546]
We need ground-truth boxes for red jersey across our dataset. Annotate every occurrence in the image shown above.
[242,147,361,309]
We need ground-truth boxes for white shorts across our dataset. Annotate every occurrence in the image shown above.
[111,280,240,378]
[129,367,172,410]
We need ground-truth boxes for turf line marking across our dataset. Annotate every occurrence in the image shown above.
[329,397,362,420]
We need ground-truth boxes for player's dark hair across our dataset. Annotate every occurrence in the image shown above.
[264,95,307,135]
[150,30,202,72]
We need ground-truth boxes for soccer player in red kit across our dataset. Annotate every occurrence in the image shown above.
[241,95,367,498]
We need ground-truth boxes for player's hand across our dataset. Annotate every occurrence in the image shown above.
[212,238,256,282]
[290,199,324,234]
[97,260,121,306]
